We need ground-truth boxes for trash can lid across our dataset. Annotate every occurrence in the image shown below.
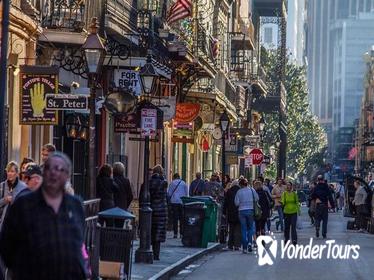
[184,202,206,208]
[98,207,135,219]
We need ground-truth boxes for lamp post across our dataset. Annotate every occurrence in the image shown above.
[135,50,159,264]
[220,111,230,177]
[81,18,106,199]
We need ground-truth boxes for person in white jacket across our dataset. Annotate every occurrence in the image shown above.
[352,180,368,232]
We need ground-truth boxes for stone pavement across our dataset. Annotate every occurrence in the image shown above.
[131,232,220,280]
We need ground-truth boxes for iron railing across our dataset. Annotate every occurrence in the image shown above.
[41,0,86,31]
[83,198,100,279]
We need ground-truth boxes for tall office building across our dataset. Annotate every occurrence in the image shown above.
[306,0,374,151]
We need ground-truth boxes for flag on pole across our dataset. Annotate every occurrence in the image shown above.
[167,0,192,25]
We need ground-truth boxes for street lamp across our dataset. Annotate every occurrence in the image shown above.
[81,17,106,199]
[220,111,230,177]
[135,49,160,264]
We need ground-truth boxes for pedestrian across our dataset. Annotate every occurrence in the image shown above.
[113,162,133,210]
[189,172,204,196]
[223,174,231,193]
[40,143,56,170]
[265,178,273,193]
[235,178,258,253]
[352,179,368,233]
[19,157,34,181]
[272,178,285,232]
[167,173,188,238]
[311,175,335,238]
[202,173,224,202]
[258,177,273,233]
[21,163,43,194]
[307,182,316,225]
[336,182,345,211]
[328,184,337,212]
[223,179,241,250]
[254,180,271,236]
[149,165,168,260]
[281,181,300,245]
[0,161,27,228]
[96,164,118,211]
[0,152,88,279]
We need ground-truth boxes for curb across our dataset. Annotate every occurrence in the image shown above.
[147,243,224,280]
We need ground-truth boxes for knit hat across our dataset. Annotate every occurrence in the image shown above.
[24,164,42,177]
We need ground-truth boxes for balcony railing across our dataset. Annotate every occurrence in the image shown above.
[41,0,86,32]
[105,0,138,35]
[196,23,216,65]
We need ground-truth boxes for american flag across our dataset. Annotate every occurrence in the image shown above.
[167,0,192,25]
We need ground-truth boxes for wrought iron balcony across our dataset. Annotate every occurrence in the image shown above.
[41,0,86,32]
[231,18,255,51]
[196,23,216,66]
[105,0,138,37]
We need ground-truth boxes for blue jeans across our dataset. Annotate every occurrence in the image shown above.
[275,205,284,231]
[238,209,254,249]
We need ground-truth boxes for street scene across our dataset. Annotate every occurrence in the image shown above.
[1,0,374,279]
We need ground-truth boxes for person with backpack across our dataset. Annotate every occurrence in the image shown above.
[189,172,205,196]
[167,173,188,238]
[281,181,300,245]
[352,179,368,233]
[311,175,335,239]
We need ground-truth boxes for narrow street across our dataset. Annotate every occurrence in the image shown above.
[172,208,374,280]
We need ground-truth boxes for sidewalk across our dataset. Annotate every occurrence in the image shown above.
[131,233,221,280]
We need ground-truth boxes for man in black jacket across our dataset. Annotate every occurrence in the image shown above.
[311,175,335,238]
[223,179,241,250]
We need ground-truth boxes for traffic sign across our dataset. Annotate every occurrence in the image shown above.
[249,148,264,165]
[141,108,157,137]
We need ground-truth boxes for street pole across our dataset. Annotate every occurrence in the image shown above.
[135,134,153,263]
[0,0,10,181]
[88,76,96,199]
[222,133,226,177]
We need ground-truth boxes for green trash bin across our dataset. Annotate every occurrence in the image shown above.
[181,196,218,245]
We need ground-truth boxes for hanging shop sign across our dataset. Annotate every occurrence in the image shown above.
[20,65,59,125]
[226,154,239,165]
[150,96,176,121]
[198,131,213,152]
[141,108,157,137]
[174,103,201,122]
[225,133,238,152]
[173,121,194,138]
[45,94,88,110]
[113,69,141,96]
[114,113,137,133]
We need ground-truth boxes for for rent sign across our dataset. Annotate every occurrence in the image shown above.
[113,69,141,95]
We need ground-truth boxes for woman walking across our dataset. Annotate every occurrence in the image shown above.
[235,178,259,253]
[281,181,300,245]
[254,181,271,236]
[149,165,168,260]
[96,164,118,211]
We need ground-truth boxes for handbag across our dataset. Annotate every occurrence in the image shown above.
[251,188,262,220]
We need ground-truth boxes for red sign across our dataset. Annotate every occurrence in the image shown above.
[249,149,264,165]
[174,103,200,122]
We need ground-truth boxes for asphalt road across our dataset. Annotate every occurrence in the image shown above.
[172,207,374,280]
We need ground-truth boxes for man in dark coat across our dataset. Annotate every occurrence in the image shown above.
[149,165,168,260]
[311,175,335,238]
[113,162,133,210]
[189,172,205,196]
[223,179,241,250]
